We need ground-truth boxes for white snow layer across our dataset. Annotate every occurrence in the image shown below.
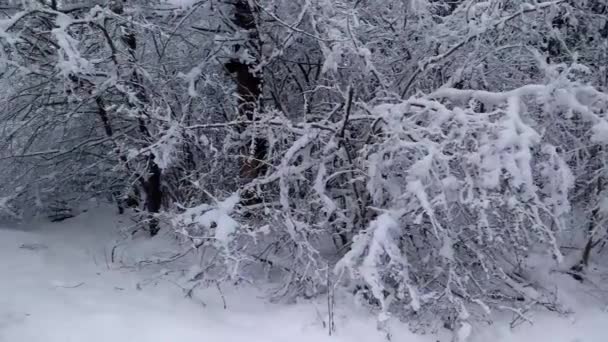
[165,0,199,8]
[1,205,607,342]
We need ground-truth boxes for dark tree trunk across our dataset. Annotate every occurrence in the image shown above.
[225,0,267,181]
[144,157,163,236]
[109,1,163,236]
[572,146,604,281]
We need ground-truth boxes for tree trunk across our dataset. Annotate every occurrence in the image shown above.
[144,157,163,236]
[572,146,605,280]
[110,0,163,236]
[225,0,267,182]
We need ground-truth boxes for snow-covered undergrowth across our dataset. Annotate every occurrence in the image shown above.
[2,0,608,334]
[1,206,607,342]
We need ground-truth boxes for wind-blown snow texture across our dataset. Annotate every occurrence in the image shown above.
[0,206,607,342]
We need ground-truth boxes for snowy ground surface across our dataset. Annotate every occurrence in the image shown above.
[1,205,608,342]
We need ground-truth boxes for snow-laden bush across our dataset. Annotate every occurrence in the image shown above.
[169,62,608,330]
[1,0,608,335]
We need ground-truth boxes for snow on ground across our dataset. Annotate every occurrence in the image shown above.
[0,204,607,342]
[0,205,421,342]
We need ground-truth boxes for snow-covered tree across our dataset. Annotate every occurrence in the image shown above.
[0,0,607,335]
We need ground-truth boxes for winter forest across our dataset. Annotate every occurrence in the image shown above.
[0,0,608,341]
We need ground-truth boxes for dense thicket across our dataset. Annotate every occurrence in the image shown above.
[1,0,608,336]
